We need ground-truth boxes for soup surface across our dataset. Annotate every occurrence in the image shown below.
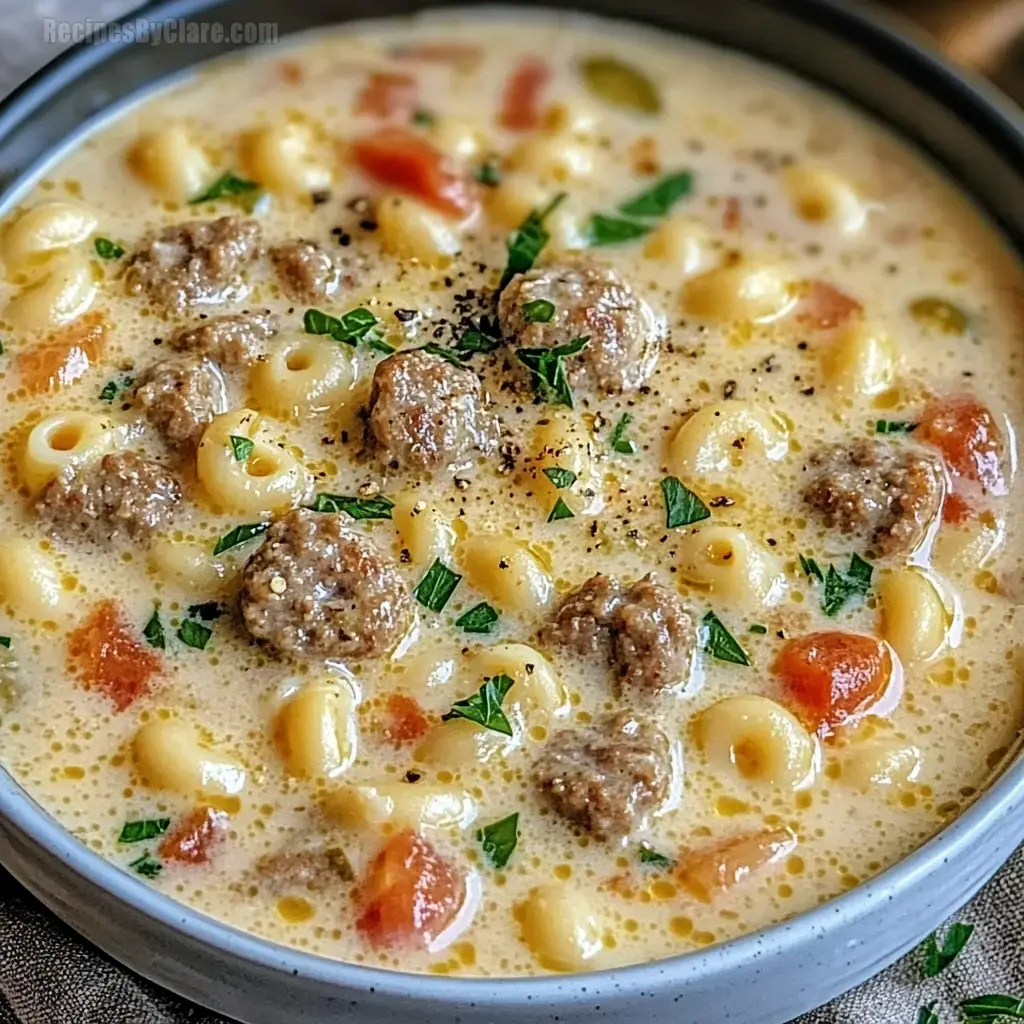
[1,8,1022,978]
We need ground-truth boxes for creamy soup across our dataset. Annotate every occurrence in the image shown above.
[0,8,1022,978]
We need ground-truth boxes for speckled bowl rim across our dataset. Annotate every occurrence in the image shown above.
[2,0,1024,1009]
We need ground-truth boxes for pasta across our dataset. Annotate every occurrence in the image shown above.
[241,122,332,197]
[470,642,567,714]
[20,411,115,493]
[518,884,603,972]
[932,510,1005,576]
[782,163,868,234]
[675,524,786,606]
[6,251,97,332]
[458,534,554,613]
[127,125,213,200]
[821,321,897,396]
[682,259,795,322]
[376,194,462,266]
[248,337,354,419]
[0,538,66,619]
[148,538,235,592]
[413,717,518,766]
[132,720,247,799]
[839,736,923,791]
[524,413,602,516]
[273,679,359,780]
[392,495,457,568]
[877,568,951,665]
[2,202,98,268]
[643,214,715,275]
[322,781,477,830]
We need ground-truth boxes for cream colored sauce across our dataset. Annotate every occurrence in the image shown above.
[0,8,1023,977]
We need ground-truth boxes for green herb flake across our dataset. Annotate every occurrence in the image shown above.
[0,340,4,356]
[960,994,1024,1019]
[421,342,466,367]
[923,922,974,978]
[308,493,395,520]
[142,607,165,650]
[0,637,10,649]
[609,413,637,455]
[455,602,500,634]
[580,55,661,115]
[638,845,675,870]
[516,335,590,408]
[476,812,519,868]
[212,521,269,555]
[587,213,651,247]
[414,559,463,613]
[456,328,501,355]
[177,619,212,651]
[542,466,577,490]
[547,497,575,522]
[303,306,383,349]
[411,109,435,126]
[94,237,126,260]
[128,850,163,879]
[799,554,824,583]
[875,419,918,435]
[500,192,567,290]
[118,818,170,844]
[821,553,873,617]
[702,610,751,667]
[619,170,694,219]
[916,1003,939,1024]
[749,624,768,635]
[99,375,134,403]
[474,160,502,187]
[229,435,254,462]
[521,299,556,323]
[442,673,515,736]
[189,171,259,205]
[661,476,711,529]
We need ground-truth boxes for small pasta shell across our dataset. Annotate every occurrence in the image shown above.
[132,720,246,799]
[518,884,603,972]
[322,781,477,830]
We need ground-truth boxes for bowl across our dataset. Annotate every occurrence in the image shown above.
[2,1,1024,1021]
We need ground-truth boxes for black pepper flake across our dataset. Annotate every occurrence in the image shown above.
[311,189,332,205]
[800,386,815,396]
[404,770,421,783]
[359,219,378,232]
[395,309,418,323]
[399,548,412,564]
[337,232,352,247]
[776,629,786,639]
[767,538,777,547]
[723,380,737,399]
[797,341,808,351]
[708,496,734,508]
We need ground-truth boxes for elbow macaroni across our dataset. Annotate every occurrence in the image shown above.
[20,411,115,493]
[676,524,786,607]
[249,336,354,419]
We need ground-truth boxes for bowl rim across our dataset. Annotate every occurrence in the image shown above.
[2,0,1024,1007]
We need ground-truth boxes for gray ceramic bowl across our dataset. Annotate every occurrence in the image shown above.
[2,2,1024,1022]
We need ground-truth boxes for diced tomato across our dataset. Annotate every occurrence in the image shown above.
[498,57,551,132]
[794,280,863,329]
[392,42,483,72]
[676,827,797,903]
[17,312,106,394]
[382,693,430,746]
[773,631,893,737]
[66,600,161,712]
[942,490,973,525]
[722,196,742,231]
[158,805,228,865]
[918,396,1005,495]
[351,127,475,219]
[355,71,419,119]
[278,60,304,86]
[356,829,465,949]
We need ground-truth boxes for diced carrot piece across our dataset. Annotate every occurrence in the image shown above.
[676,827,797,903]
[498,57,551,132]
[794,280,863,329]
[918,396,1005,495]
[722,196,742,231]
[16,312,106,394]
[356,829,465,949]
[351,127,475,219]
[355,71,419,119]
[383,693,431,746]
[773,631,892,737]
[158,805,228,865]
[66,600,161,712]
[942,490,973,525]
[392,42,483,72]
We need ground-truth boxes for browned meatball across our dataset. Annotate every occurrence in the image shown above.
[498,259,659,394]
[35,452,181,545]
[802,438,944,555]
[168,311,276,366]
[134,357,228,451]
[533,712,672,839]
[125,216,263,313]
[256,838,354,895]
[270,239,337,302]
[541,574,623,656]
[367,349,496,471]
[239,509,411,659]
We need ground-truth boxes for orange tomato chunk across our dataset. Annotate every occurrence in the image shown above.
[356,829,465,949]
[676,827,797,903]
[918,396,1005,495]
[66,600,161,712]
[355,71,419,119]
[158,805,228,865]
[773,631,892,736]
[794,280,863,329]
[942,490,973,525]
[383,693,430,746]
[498,57,551,132]
[351,127,474,219]
[17,312,106,394]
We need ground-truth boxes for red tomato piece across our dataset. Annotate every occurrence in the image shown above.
[158,806,228,865]
[722,196,742,231]
[392,42,483,72]
[918,396,1005,495]
[794,280,863,329]
[66,600,161,712]
[773,631,893,737]
[942,490,973,525]
[498,57,551,132]
[356,830,465,949]
[676,827,798,903]
[351,127,474,219]
[355,71,419,119]
[383,693,430,746]
[17,312,106,394]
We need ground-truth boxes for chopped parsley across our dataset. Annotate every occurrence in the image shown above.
[476,812,519,868]
[748,623,768,635]
[542,466,577,490]
[128,850,163,879]
[189,171,259,205]
[521,299,555,323]
[413,559,462,612]
[442,673,515,736]
[500,192,567,290]
[0,637,10,649]
[142,607,165,650]
[876,419,917,434]
[118,818,170,844]
[959,994,1024,1019]
[516,335,590,408]
[608,413,637,455]
[637,845,675,870]
[922,922,974,977]
[308,493,395,519]
[547,497,575,522]
[661,476,711,529]
[916,1003,938,1024]
[474,160,502,187]
[821,553,873,617]
[618,170,694,219]
[456,326,502,355]
[455,602,500,634]
[94,237,125,260]
[411,108,434,126]
[702,610,751,666]
[303,306,392,352]
[212,521,269,555]
[587,213,651,247]
[177,618,212,651]
[421,342,466,367]
[99,374,134,402]
[799,554,824,583]
[229,435,254,462]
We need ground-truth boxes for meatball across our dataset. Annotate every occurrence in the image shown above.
[367,349,496,471]
[256,838,354,895]
[498,259,659,394]
[541,574,623,656]
[125,216,263,312]
[134,357,228,451]
[168,311,276,366]
[802,438,944,555]
[239,509,411,659]
[533,712,672,839]
[270,239,338,302]
[35,452,181,545]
